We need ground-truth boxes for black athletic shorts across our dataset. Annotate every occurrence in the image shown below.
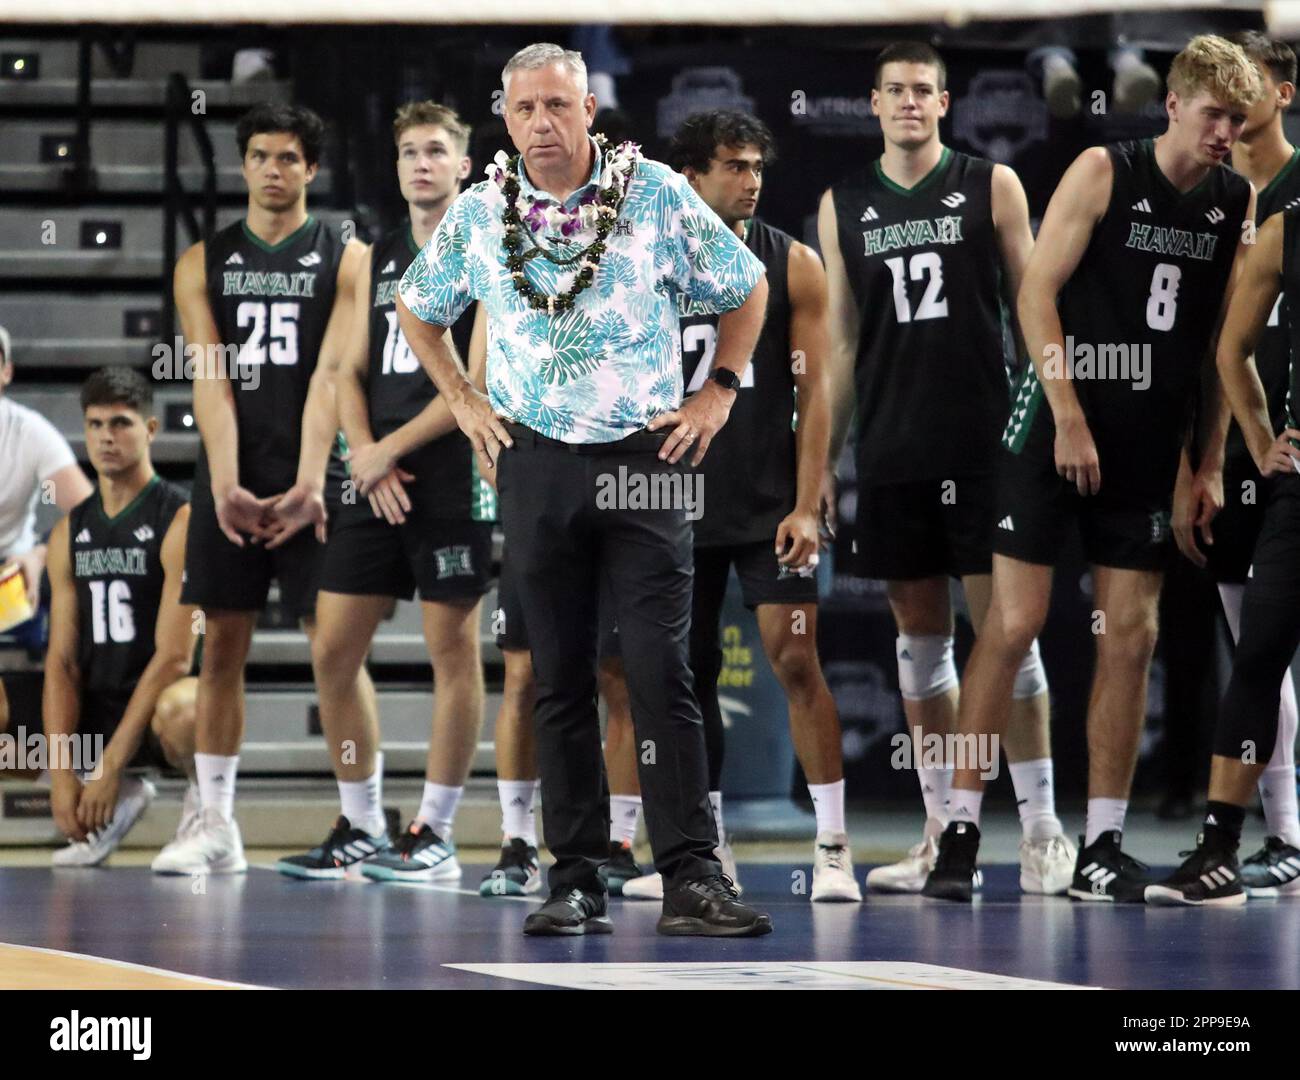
[320,503,492,603]
[994,443,1171,571]
[855,474,996,581]
[80,691,171,771]
[1245,471,1300,607]
[1206,452,1268,585]
[494,551,620,658]
[181,487,327,618]
[694,540,819,609]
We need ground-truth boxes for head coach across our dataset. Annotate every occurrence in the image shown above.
[396,42,773,937]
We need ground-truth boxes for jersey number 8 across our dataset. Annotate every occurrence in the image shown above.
[1145,263,1181,332]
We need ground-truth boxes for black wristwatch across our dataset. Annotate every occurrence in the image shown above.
[709,368,741,392]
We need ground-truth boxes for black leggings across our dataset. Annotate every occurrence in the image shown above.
[689,547,735,791]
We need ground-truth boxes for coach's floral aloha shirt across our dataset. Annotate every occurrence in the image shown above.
[399,137,764,444]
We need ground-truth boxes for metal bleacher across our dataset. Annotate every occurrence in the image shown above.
[0,31,509,846]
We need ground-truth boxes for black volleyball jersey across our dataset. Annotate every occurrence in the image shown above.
[69,476,187,697]
[198,216,347,498]
[1225,149,1300,467]
[365,225,492,521]
[1004,139,1250,500]
[1280,209,1300,440]
[680,218,796,547]
[832,147,1010,484]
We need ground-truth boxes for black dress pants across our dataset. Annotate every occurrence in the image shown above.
[497,423,721,895]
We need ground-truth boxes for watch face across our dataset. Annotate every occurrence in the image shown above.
[712,369,740,390]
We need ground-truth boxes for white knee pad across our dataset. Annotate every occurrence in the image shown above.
[1012,639,1048,700]
[896,634,958,701]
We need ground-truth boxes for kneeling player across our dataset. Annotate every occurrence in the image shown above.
[42,368,197,865]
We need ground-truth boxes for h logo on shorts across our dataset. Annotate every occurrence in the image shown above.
[1149,511,1171,544]
[434,545,474,580]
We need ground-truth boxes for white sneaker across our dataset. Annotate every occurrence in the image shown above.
[619,840,742,901]
[151,806,247,875]
[52,777,156,867]
[1019,832,1076,895]
[620,870,664,900]
[811,831,863,902]
[866,834,938,893]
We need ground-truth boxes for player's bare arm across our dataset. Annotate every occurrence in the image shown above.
[1173,184,1258,565]
[77,506,196,832]
[650,273,768,467]
[780,241,831,568]
[268,237,368,548]
[178,241,272,547]
[1017,146,1113,495]
[990,163,1036,359]
[817,187,861,538]
[41,517,87,842]
[1217,211,1300,476]
[351,303,481,524]
[398,292,511,476]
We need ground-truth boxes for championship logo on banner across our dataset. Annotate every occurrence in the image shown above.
[656,67,754,139]
[953,70,1048,163]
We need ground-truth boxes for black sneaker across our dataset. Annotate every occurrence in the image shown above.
[658,875,773,937]
[1068,831,1151,903]
[522,889,613,936]
[479,837,543,897]
[599,840,642,896]
[1240,836,1300,897]
[275,815,387,880]
[1145,834,1246,907]
[921,821,981,902]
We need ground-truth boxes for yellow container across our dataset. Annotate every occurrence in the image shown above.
[0,561,35,633]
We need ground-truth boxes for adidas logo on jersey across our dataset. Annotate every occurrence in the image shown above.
[133,525,154,542]
[1287,196,1300,212]
[998,515,1015,531]
[225,252,244,265]
[381,260,397,274]
[74,528,91,543]
[860,207,879,222]
[1206,206,1225,224]
[940,192,966,209]
[1132,198,1152,213]
[298,251,323,267]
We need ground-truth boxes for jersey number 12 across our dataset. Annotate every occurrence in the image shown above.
[884,253,949,323]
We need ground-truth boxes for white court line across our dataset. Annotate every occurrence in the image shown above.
[249,863,545,902]
[0,940,271,990]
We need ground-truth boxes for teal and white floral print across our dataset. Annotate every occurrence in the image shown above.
[399,142,763,443]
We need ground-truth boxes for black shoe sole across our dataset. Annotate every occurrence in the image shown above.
[921,877,973,902]
[522,914,613,936]
[656,914,773,937]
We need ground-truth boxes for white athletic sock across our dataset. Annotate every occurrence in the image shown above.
[498,779,538,845]
[947,787,983,828]
[416,781,462,842]
[1261,765,1300,848]
[1008,758,1064,841]
[609,794,642,846]
[917,765,952,826]
[709,790,725,845]
[338,752,385,837]
[807,779,847,837]
[195,752,239,822]
[1085,797,1128,847]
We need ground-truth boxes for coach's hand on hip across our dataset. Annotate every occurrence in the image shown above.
[649,379,736,466]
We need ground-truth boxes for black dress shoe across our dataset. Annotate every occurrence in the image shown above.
[658,875,773,937]
[522,888,613,936]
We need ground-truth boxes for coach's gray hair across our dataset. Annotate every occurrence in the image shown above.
[502,43,588,95]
